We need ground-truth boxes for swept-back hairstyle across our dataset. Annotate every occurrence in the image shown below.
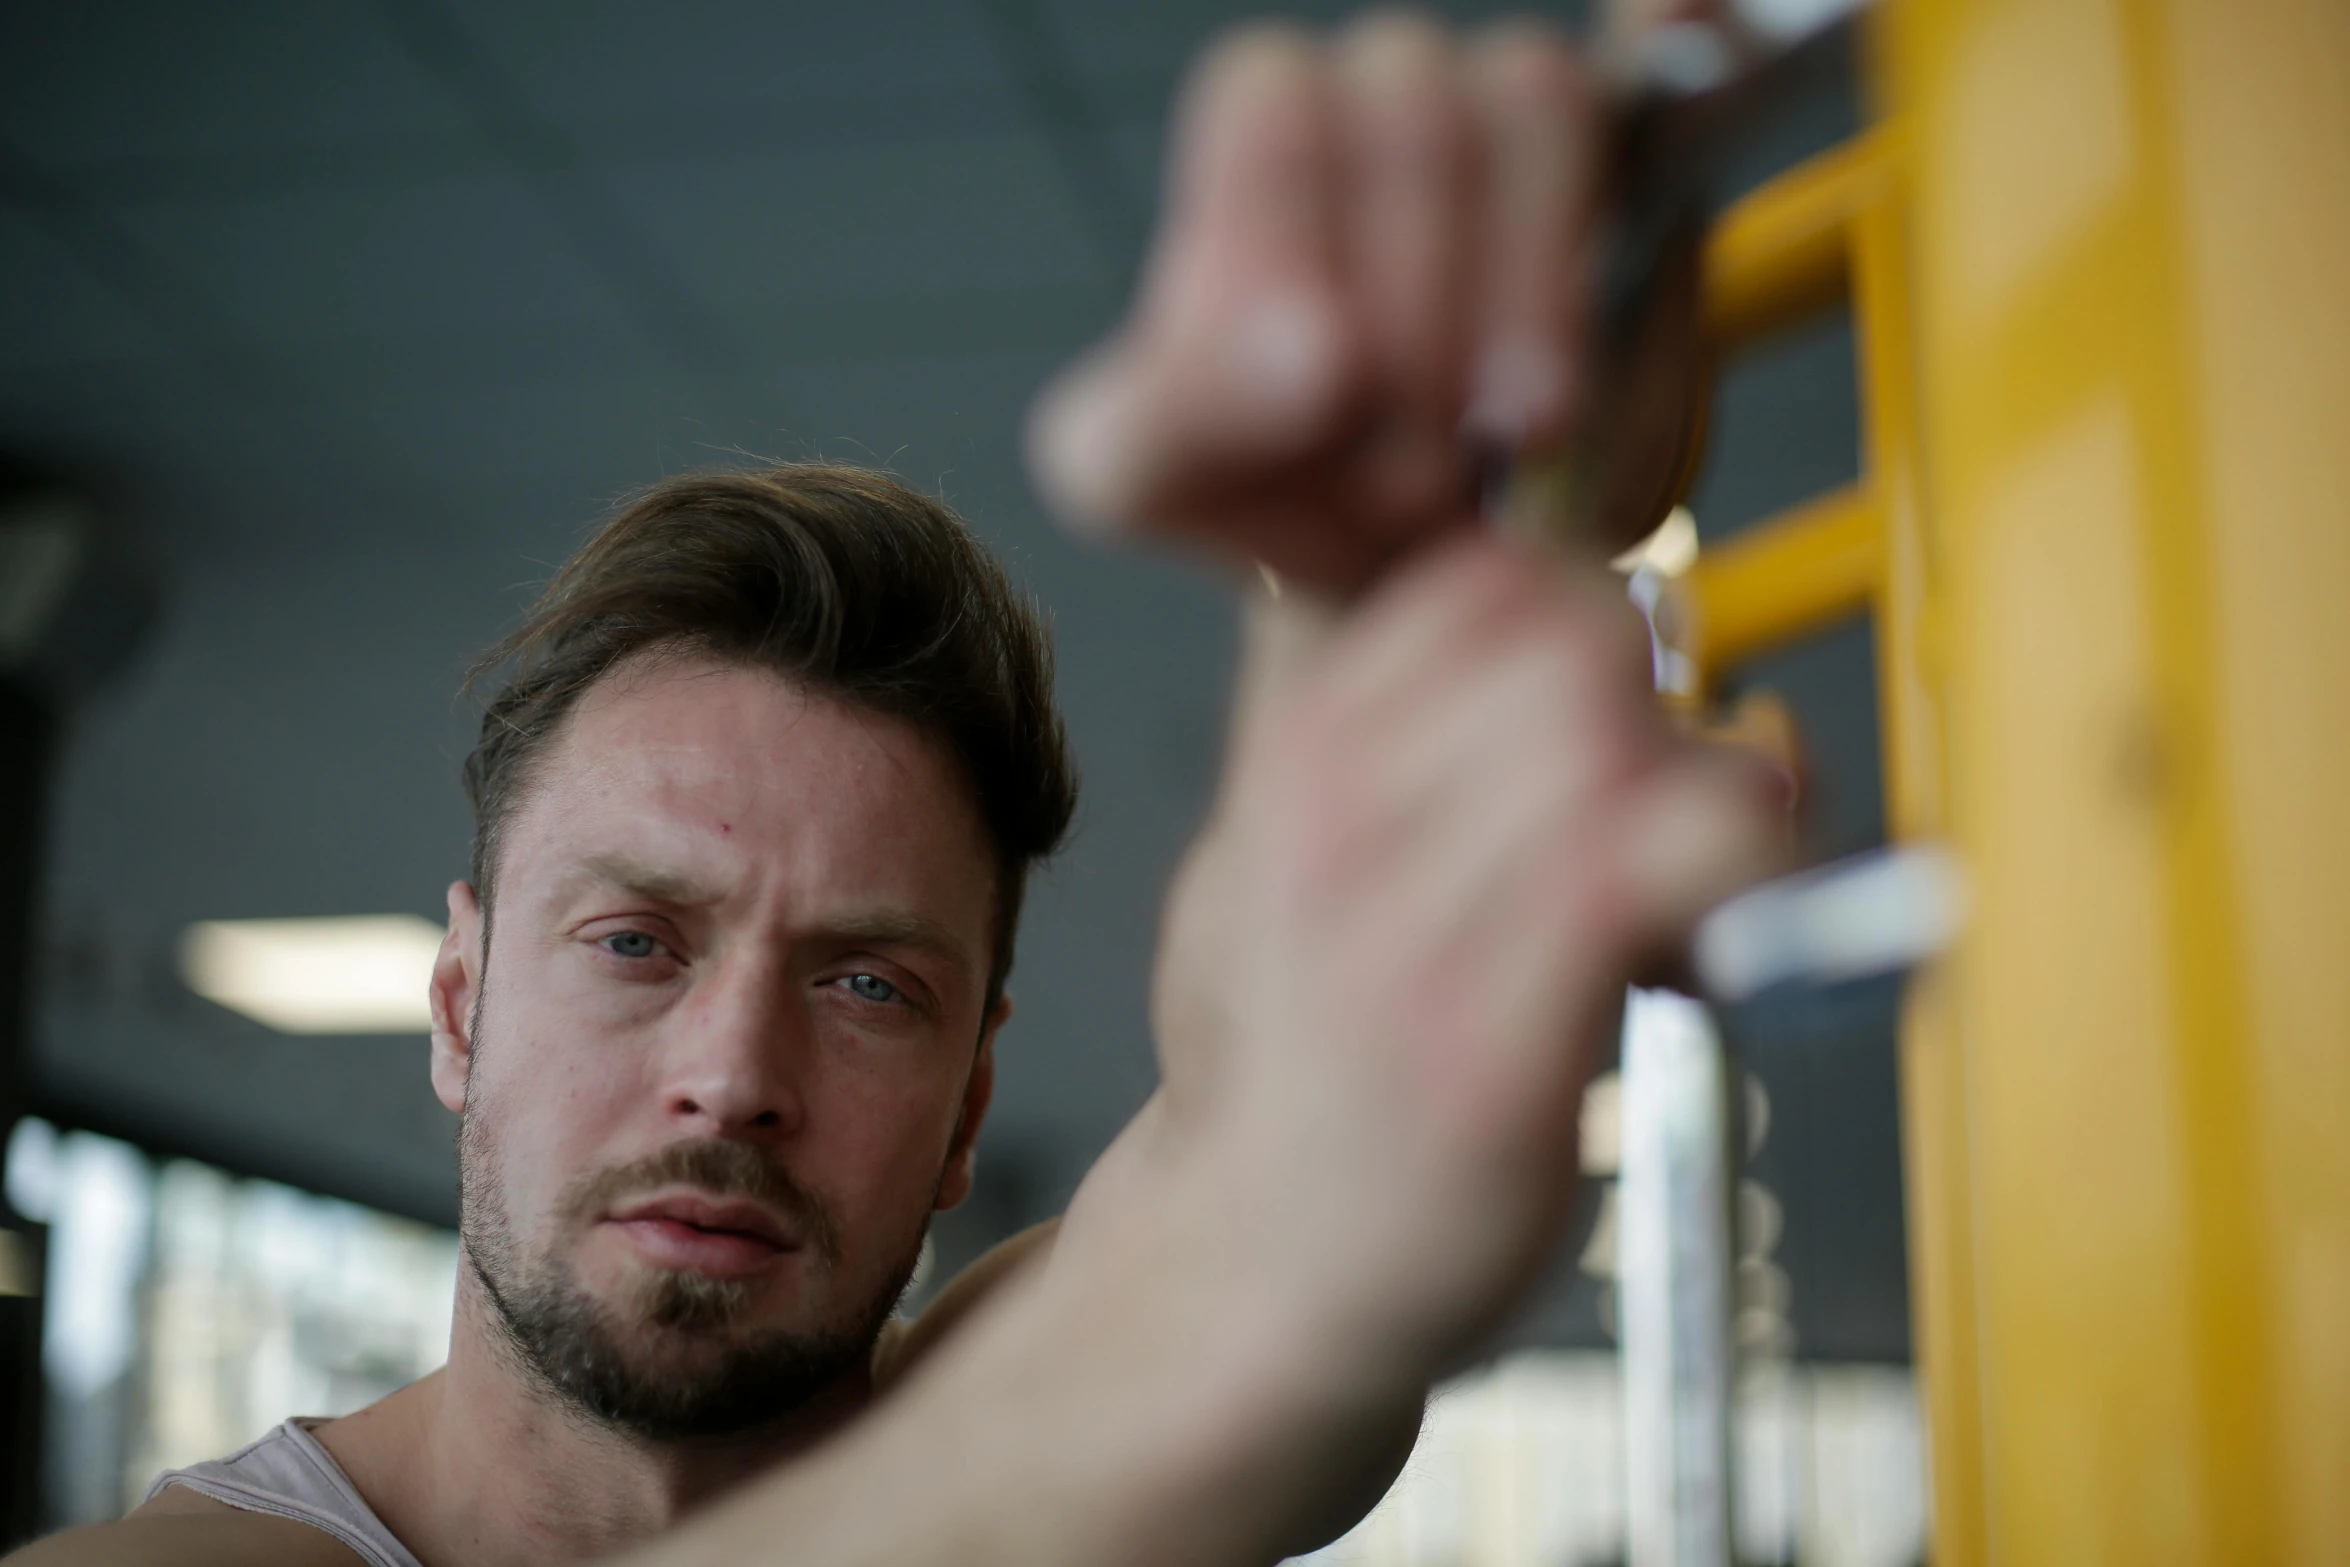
[462,463,1077,1005]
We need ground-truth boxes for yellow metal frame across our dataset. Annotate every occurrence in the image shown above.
[1677,3,2350,1562]
[1678,100,1983,1563]
[1672,129,1905,683]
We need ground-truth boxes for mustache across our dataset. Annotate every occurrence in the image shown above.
[561,1138,843,1267]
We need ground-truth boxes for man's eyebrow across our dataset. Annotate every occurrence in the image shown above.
[563,865,973,965]
[566,852,724,906]
[824,911,975,967]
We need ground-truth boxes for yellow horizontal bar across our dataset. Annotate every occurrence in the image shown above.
[1672,485,1883,680]
[1703,130,1891,346]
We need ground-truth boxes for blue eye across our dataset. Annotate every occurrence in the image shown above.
[844,972,901,1004]
[603,931,658,959]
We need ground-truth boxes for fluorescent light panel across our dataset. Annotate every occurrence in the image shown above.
[179,915,445,1034]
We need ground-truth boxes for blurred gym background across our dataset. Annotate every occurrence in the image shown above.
[0,4,1919,1561]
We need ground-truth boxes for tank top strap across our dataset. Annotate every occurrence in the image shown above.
[145,1418,423,1567]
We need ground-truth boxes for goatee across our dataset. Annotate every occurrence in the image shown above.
[462,1131,918,1441]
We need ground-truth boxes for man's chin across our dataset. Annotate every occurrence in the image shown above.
[484,1259,903,1442]
[591,1320,806,1393]
[526,1304,881,1440]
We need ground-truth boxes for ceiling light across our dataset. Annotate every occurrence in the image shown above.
[178,915,445,1035]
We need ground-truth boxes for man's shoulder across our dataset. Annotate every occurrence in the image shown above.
[4,1490,367,1567]
[874,1218,1060,1389]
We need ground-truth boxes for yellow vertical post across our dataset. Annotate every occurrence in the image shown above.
[1844,123,1989,1567]
[1880,0,2350,1561]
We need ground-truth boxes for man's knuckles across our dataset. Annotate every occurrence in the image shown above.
[1334,12,1466,161]
[1466,19,1597,124]
[1255,669,1664,924]
[1297,543,1667,785]
[1043,13,1620,586]
[1172,22,1327,204]
[1334,15,1475,391]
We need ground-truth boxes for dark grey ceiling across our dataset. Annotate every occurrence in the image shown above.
[3,1,1902,1358]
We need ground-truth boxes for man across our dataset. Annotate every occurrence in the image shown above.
[17,10,1782,1566]
[112,463,1087,1565]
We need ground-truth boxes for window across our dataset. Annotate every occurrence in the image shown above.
[6,1119,456,1526]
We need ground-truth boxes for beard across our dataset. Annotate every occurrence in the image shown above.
[460,1119,925,1443]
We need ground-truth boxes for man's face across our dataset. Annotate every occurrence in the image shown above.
[429,653,1004,1439]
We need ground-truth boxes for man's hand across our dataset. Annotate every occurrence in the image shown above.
[1137,538,1785,1374]
[1042,0,1780,1389]
[1029,15,1609,597]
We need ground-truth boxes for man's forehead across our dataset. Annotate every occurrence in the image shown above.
[505,655,993,903]
[539,657,948,810]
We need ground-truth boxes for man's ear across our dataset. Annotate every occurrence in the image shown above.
[935,994,1009,1212]
[429,881,485,1117]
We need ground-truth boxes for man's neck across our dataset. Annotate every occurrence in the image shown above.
[315,1275,874,1567]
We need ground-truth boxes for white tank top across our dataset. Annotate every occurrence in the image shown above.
[145,1418,422,1567]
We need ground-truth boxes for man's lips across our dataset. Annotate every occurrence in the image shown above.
[604,1191,801,1279]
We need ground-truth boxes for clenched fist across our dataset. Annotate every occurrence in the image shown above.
[1029,15,1629,597]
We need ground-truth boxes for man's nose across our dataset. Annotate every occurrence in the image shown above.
[655,952,808,1138]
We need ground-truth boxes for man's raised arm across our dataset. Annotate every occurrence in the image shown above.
[629,19,1782,1566]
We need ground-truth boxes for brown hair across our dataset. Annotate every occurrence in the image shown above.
[462,463,1078,1006]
